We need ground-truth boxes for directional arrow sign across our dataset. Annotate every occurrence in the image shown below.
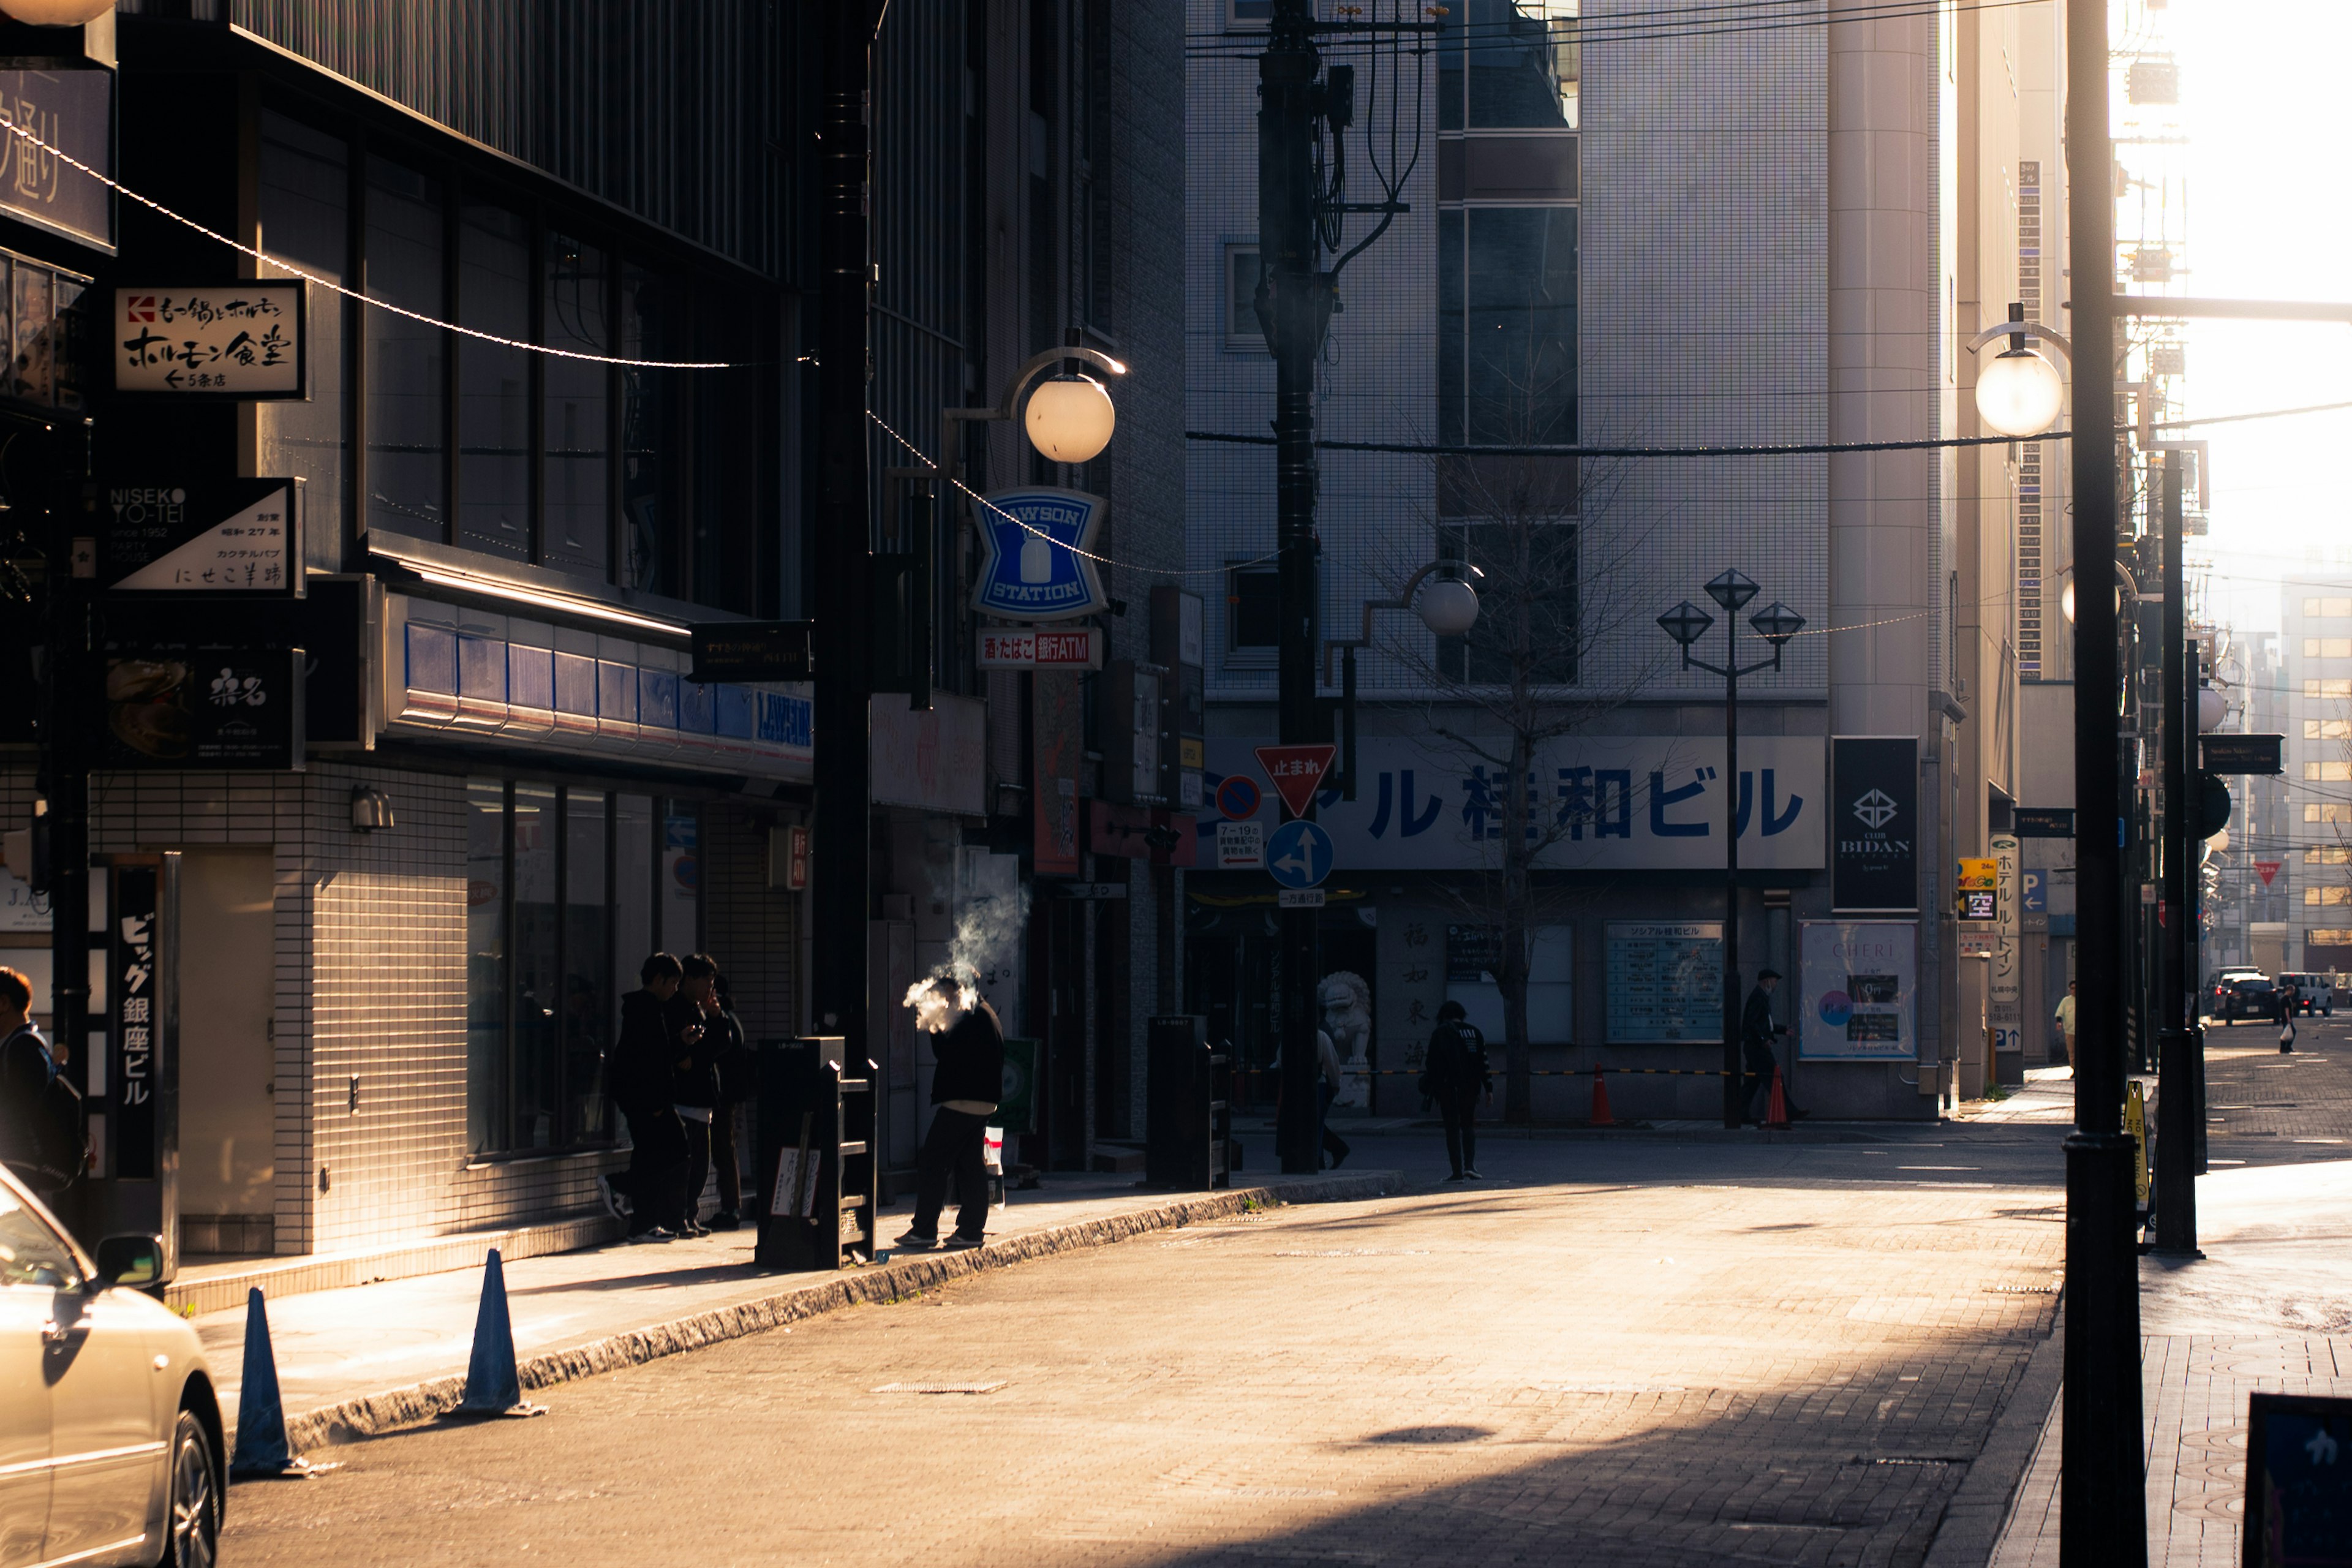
[1254,744,1336,818]
[1265,819,1333,890]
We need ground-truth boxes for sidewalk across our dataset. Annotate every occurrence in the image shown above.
[200,1166,1397,1453]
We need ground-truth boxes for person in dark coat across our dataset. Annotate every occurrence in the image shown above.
[1741,968,1806,1122]
[603,952,693,1241]
[2277,979,2299,1054]
[0,966,73,1194]
[668,954,725,1235]
[1420,1000,1491,1182]
[705,971,752,1230]
[895,975,1005,1251]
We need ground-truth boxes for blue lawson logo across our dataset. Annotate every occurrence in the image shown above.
[1266,820,1333,890]
[972,486,1108,622]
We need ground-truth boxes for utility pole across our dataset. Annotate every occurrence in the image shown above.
[2153,461,2198,1256]
[811,4,884,1069]
[2062,0,2150,1553]
[34,420,90,1170]
[1259,0,1334,1174]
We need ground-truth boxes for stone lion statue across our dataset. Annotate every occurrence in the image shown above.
[1319,970,1374,1109]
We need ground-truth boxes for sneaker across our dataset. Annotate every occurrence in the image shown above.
[624,1227,676,1244]
[598,1174,631,1222]
[894,1229,940,1251]
[942,1232,985,1251]
[708,1211,741,1232]
[1463,1169,1483,1180]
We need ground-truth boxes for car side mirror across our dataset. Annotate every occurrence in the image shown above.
[95,1234,164,1289]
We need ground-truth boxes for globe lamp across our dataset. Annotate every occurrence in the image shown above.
[1023,374,1117,464]
[1975,347,2065,439]
[1418,573,1479,636]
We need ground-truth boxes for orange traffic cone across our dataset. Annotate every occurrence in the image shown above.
[1589,1065,1615,1127]
[1765,1065,1791,1130]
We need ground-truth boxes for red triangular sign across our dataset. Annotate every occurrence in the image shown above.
[2255,860,2282,886]
[1254,744,1336,818]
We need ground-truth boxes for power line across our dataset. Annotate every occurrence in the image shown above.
[1186,0,2052,57]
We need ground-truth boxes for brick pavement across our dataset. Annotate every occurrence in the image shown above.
[222,1131,2068,1567]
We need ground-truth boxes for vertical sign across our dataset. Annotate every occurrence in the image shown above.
[1991,832,2021,1049]
[110,861,159,1179]
[1831,737,1920,911]
[1033,671,1084,876]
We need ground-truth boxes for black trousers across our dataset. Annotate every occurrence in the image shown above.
[711,1102,744,1213]
[1742,1042,1800,1119]
[620,1107,687,1232]
[677,1114,712,1223]
[1437,1089,1478,1175]
[912,1106,992,1240]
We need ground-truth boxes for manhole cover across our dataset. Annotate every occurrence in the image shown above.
[872,1382,1006,1395]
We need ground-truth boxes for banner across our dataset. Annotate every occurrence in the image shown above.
[1797,921,1918,1061]
[1831,737,1919,910]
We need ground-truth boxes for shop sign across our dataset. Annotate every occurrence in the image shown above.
[689,620,812,682]
[977,625,1101,669]
[1831,737,1918,911]
[2015,807,2074,838]
[1956,857,1997,921]
[113,282,304,396]
[1033,673,1084,876]
[971,487,1106,621]
[109,860,160,1179]
[1992,834,2021,1029]
[1796,921,1918,1062]
[97,479,298,595]
[870,692,984,816]
[0,69,113,251]
[1202,735,1825,872]
[103,644,301,769]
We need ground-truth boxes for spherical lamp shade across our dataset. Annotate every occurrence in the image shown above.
[2198,687,2227,733]
[1023,374,1117,464]
[0,0,112,23]
[2206,826,2230,855]
[2060,579,2075,624]
[1418,576,1480,636]
[1975,348,2065,439]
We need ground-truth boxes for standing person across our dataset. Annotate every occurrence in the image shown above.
[1420,1000,1491,1182]
[603,953,690,1242]
[0,967,77,1196]
[705,970,752,1230]
[1742,968,1806,1123]
[2277,978,2298,1054]
[1316,1025,1351,1170]
[894,974,1005,1252]
[2053,979,2078,1074]
[669,954,724,1235]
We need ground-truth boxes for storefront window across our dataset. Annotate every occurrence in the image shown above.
[511,783,560,1149]
[464,780,508,1156]
[619,263,677,596]
[564,790,611,1140]
[615,794,654,984]
[257,112,349,570]
[365,156,448,542]
[543,235,611,580]
[458,200,532,560]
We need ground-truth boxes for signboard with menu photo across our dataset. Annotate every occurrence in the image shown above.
[1798,921,1918,1061]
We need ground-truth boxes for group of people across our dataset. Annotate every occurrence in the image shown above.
[601,951,753,1242]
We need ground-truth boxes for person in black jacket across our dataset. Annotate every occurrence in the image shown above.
[895,974,1005,1252]
[0,966,74,1194]
[603,952,693,1241]
[1420,1000,1491,1182]
[1741,968,1806,1123]
[705,971,753,1229]
[668,954,725,1235]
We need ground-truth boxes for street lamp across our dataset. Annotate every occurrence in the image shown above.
[1023,372,1118,464]
[1658,571,1806,1129]
[1966,302,2073,439]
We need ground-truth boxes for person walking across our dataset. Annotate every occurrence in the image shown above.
[668,954,725,1235]
[1742,968,1806,1123]
[895,975,1005,1252]
[0,967,78,1196]
[1420,1000,1491,1182]
[2053,979,2078,1074]
[2277,978,2298,1054]
[704,971,752,1230]
[603,953,692,1242]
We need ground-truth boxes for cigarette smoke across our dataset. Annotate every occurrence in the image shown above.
[901,881,1032,1033]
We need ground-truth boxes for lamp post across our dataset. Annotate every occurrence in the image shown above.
[1657,573,1806,1130]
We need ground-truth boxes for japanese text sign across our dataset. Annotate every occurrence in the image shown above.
[1254,744,1336,818]
[100,480,299,595]
[115,283,306,398]
[110,861,161,1179]
[978,626,1101,669]
[0,70,112,251]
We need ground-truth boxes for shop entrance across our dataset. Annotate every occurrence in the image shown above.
[176,850,276,1256]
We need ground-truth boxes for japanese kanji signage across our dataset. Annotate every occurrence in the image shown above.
[99,480,299,595]
[0,70,113,252]
[113,283,305,397]
[110,860,160,1180]
[1956,858,1999,922]
[977,626,1101,669]
[103,645,303,770]
[2256,860,2282,887]
[1254,744,1336,818]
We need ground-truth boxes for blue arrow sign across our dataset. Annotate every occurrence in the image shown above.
[971,486,1108,622]
[1266,819,1333,890]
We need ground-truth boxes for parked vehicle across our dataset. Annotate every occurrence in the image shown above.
[0,1164,221,1568]
[2205,967,2267,1023]
[2277,972,2336,1017]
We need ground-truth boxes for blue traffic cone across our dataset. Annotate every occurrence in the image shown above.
[448,1249,546,1419]
[228,1287,333,1479]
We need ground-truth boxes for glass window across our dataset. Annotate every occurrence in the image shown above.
[365,156,448,542]
[458,201,532,560]
[1226,245,1262,345]
[257,112,349,571]
[2307,886,2352,906]
[2309,762,2352,782]
[1462,206,1577,447]
[10,262,49,405]
[1229,567,1280,649]
[464,780,508,1156]
[0,1185,80,1289]
[543,234,611,579]
[660,805,698,957]
[564,790,611,1140]
[511,784,560,1149]
[619,263,677,595]
[1443,521,1577,685]
[2306,638,2352,658]
[614,794,654,986]
[2305,598,2352,619]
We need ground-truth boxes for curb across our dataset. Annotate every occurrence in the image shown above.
[274,1170,1400,1454]
[1920,1300,2067,1568]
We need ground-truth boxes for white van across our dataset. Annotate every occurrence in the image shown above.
[2278,973,2336,1016]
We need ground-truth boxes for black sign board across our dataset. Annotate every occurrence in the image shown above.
[110,861,159,1180]
[689,620,814,683]
[2014,807,2076,839]
[2203,733,2285,776]
[101,579,368,747]
[103,645,303,770]
[99,479,301,595]
[1833,737,1920,911]
[2245,1391,2352,1566]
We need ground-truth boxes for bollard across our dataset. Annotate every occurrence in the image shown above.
[445,1249,548,1419]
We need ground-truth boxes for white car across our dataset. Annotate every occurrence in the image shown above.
[0,1164,222,1568]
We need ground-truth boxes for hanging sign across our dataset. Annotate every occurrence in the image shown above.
[977,625,1101,669]
[0,69,114,251]
[1956,857,1999,921]
[113,283,306,398]
[99,480,300,595]
[971,487,1107,622]
[102,645,303,770]
[1831,737,1919,911]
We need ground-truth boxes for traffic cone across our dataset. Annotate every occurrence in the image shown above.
[447,1249,548,1419]
[228,1288,334,1479]
[1589,1065,1615,1128]
[1765,1065,1792,1130]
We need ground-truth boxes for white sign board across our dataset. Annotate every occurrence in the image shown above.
[115,284,305,397]
[1216,820,1264,869]
[1798,921,1918,1061]
[1991,833,2021,1033]
[1277,889,1325,908]
[1605,922,1722,1043]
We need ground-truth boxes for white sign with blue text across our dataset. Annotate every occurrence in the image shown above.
[972,486,1107,622]
[1201,736,1825,871]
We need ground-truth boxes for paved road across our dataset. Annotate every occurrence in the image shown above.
[224,1123,2067,1567]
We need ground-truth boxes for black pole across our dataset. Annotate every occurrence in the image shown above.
[38,421,89,1174]
[811,5,878,1077]
[2154,466,2197,1255]
[2062,0,2150,1550]
[1262,0,1329,1172]
[1723,617,1743,1129]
